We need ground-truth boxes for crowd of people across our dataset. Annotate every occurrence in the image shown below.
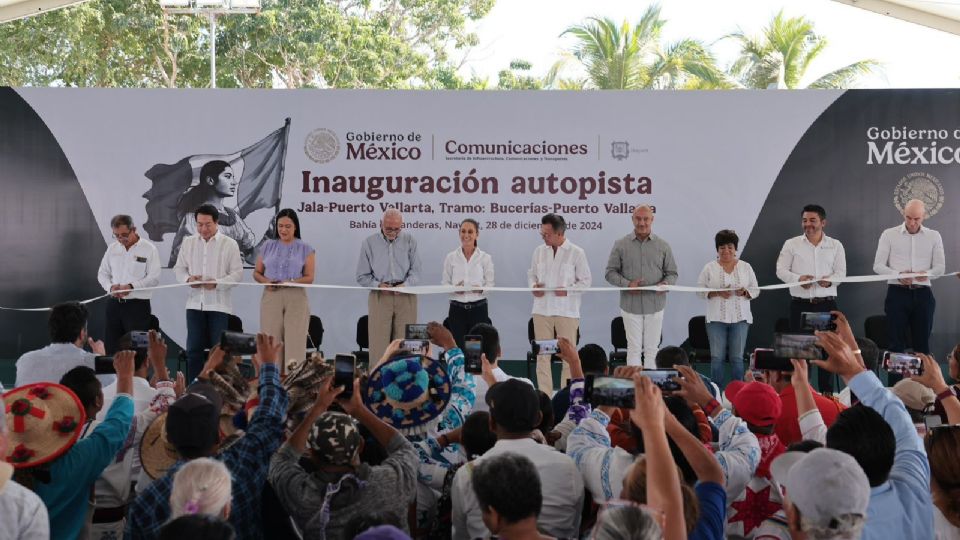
[1,197,957,540]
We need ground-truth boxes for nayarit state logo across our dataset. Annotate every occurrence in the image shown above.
[894,172,944,217]
[304,128,340,163]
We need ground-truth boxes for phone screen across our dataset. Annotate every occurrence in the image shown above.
[464,335,483,374]
[752,348,794,372]
[644,369,681,391]
[402,340,429,355]
[773,333,825,361]
[334,354,356,397]
[128,331,150,349]
[405,324,429,340]
[220,331,258,355]
[94,355,116,374]
[585,375,635,409]
[532,339,559,356]
[800,312,837,332]
[883,352,922,376]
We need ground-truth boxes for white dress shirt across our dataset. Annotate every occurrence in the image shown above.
[442,247,495,303]
[470,366,534,413]
[527,240,592,319]
[14,342,115,387]
[173,231,243,313]
[775,234,846,298]
[697,260,760,324]
[452,437,584,540]
[873,224,945,286]
[96,239,161,300]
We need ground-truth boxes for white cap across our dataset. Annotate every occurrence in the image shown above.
[771,448,870,531]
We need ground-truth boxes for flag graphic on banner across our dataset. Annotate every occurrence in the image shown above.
[142,118,291,248]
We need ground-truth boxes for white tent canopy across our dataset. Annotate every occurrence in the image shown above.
[830,0,960,35]
[0,0,90,23]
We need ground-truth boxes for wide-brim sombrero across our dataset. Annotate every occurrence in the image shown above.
[364,354,451,435]
[139,412,179,480]
[3,383,86,469]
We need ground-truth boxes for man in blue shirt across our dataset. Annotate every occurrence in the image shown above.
[356,209,422,362]
[814,330,933,540]
[125,334,289,540]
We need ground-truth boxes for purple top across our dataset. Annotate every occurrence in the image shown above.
[260,239,314,282]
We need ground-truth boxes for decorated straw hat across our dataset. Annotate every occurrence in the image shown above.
[282,353,335,433]
[3,383,86,469]
[139,412,179,480]
[364,354,451,435]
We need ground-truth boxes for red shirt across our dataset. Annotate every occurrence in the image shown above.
[775,385,846,445]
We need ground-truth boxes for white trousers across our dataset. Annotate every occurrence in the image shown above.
[621,309,664,368]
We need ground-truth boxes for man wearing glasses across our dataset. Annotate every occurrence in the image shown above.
[357,208,422,362]
[96,214,161,353]
[528,213,592,393]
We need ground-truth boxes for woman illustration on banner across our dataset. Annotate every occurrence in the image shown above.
[696,229,760,388]
[253,208,315,372]
[167,160,258,266]
[441,218,494,349]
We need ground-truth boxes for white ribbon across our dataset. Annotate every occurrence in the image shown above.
[0,271,955,312]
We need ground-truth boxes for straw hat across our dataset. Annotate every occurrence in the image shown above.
[139,412,179,480]
[3,383,86,469]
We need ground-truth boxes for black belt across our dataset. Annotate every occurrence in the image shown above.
[450,299,487,310]
[791,296,835,304]
[108,297,148,304]
[92,505,128,523]
[891,284,928,290]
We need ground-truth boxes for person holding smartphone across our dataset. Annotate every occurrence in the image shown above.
[253,208,316,372]
[442,219,494,349]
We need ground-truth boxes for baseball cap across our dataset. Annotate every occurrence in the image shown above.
[165,383,223,452]
[308,411,363,466]
[771,448,870,531]
[725,381,782,427]
[891,379,935,412]
[487,379,540,434]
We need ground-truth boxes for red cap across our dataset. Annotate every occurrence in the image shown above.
[725,381,782,427]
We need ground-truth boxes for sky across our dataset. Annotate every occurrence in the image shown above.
[457,0,960,88]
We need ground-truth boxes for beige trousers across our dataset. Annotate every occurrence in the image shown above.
[533,314,578,394]
[368,290,418,363]
[260,287,310,371]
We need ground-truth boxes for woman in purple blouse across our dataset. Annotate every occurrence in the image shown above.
[253,209,316,371]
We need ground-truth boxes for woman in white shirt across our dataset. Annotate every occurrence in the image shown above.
[442,219,495,348]
[697,230,760,388]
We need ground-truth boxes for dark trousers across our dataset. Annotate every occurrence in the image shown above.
[446,300,491,350]
[789,297,838,393]
[186,309,230,382]
[885,285,935,385]
[104,298,152,354]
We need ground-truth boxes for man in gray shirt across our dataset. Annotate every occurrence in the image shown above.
[605,205,678,368]
[356,209,422,362]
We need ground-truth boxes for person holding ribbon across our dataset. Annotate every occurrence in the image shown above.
[442,218,494,349]
[696,229,760,387]
[253,208,315,371]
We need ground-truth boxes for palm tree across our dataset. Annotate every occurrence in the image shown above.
[726,10,881,89]
[546,5,732,90]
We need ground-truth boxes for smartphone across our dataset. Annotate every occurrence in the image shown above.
[405,324,430,340]
[220,331,257,355]
[463,335,483,374]
[126,331,150,350]
[585,375,635,409]
[751,348,794,372]
[334,354,356,398]
[644,369,681,391]
[925,415,943,430]
[116,330,150,365]
[531,339,559,356]
[801,312,837,332]
[773,333,825,361]
[883,351,923,377]
[94,355,116,374]
[402,339,430,355]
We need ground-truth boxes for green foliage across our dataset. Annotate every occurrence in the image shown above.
[725,10,881,89]
[547,6,729,90]
[497,58,542,90]
[0,0,495,88]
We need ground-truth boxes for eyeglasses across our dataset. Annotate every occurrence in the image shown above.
[112,228,135,240]
[383,226,402,233]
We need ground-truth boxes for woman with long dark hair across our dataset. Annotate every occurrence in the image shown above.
[441,218,494,349]
[253,208,315,371]
[168,160,258,266]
